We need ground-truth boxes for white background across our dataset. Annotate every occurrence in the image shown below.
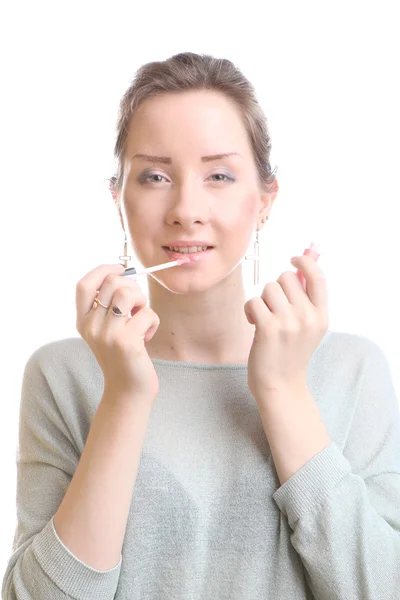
[1,0,399,577]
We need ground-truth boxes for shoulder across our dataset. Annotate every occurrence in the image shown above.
[316,329,390,372]
[322,329,383,355]
[21,337,103,421]
[24,337,98,380]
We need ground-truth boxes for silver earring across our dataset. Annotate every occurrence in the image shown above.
[118,233,138,277]
[244,216,269,286]
[119,232,132,269]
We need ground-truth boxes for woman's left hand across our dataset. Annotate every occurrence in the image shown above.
[244,255,329,401]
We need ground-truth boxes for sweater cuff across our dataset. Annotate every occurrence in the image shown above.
[32,517,122,600]
[272,441,351,528]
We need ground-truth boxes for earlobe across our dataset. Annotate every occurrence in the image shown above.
[267,178,279,204]
[109,177,119,204]
[259,195,277,220]
[109,181,123,230]
[110,186,124,232]
[110,188,118,204]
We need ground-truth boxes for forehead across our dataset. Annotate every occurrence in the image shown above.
[126,90,252,155]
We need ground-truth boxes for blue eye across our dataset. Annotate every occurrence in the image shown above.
[140,173,167,184]
[139,172,235,184]
[210,173,235,182]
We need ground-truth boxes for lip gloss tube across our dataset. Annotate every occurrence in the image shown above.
[296,242,321,290]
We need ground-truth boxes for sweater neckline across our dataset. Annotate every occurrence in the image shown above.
[150,358,248,371]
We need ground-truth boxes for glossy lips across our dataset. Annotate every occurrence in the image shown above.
[163,247,213,263]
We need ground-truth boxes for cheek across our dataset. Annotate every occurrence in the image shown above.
[230,198,258,257]
[242,190,259,212]
[241,201,257,226]
[227,192,258,235]
[123,199,158,258]
[124,194,159,238]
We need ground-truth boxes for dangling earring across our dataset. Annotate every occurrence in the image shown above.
[244,215,269,286]
[118,232,137,277]
[119,232,131,268]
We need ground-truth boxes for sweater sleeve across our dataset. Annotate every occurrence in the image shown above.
[272,339,400,599]
[1,347,122,600]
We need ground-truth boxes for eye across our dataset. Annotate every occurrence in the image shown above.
[139,173,168,184]
[209,173,235,183]
[139,172,235,184]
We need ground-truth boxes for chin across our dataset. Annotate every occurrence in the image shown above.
[153,279,214,295]
[152,269,237,295]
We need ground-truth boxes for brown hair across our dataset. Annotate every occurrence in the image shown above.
[109,52,277,207]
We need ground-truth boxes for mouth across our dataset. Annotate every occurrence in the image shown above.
[162,246,214,261]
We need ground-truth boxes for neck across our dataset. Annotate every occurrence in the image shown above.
[145,267,255,364]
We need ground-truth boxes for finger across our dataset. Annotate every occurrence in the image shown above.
[259,280,292,313]
[244,297,271,329]
[290,255,328,311]
[88,277,147,334]
[275,271,309,306]
[99,273,147,316]
[126,306,160,343]
[76,264,126,316]
[80,283,146,342]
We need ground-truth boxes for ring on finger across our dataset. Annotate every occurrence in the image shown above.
[111,304,131,317]
[92,297,110,310]
[91,292,130,317]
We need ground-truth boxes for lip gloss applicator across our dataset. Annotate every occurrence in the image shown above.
[120,256,192,281]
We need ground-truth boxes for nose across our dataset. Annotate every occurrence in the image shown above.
[166,178,210,227]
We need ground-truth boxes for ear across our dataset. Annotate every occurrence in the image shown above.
[109,177,118,203]
[259,178,279,217]
[109,178,125,232]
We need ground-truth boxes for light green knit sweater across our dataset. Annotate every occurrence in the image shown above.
[2,330,400,599]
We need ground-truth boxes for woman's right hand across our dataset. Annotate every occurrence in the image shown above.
[76,263,160,402]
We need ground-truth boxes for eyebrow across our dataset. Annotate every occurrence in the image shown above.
[131,152,242,164]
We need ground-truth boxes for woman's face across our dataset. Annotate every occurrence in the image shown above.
[119,89,276,293]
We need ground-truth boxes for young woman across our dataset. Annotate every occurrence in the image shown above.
[3,52,400,600]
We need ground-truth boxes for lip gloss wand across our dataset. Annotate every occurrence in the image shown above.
[120,256,191,281]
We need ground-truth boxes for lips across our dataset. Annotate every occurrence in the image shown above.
[162,247,213,261]
[163,241,214,248]
[162,245,212,252]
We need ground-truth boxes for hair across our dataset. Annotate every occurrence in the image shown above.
[109,52,278,208]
